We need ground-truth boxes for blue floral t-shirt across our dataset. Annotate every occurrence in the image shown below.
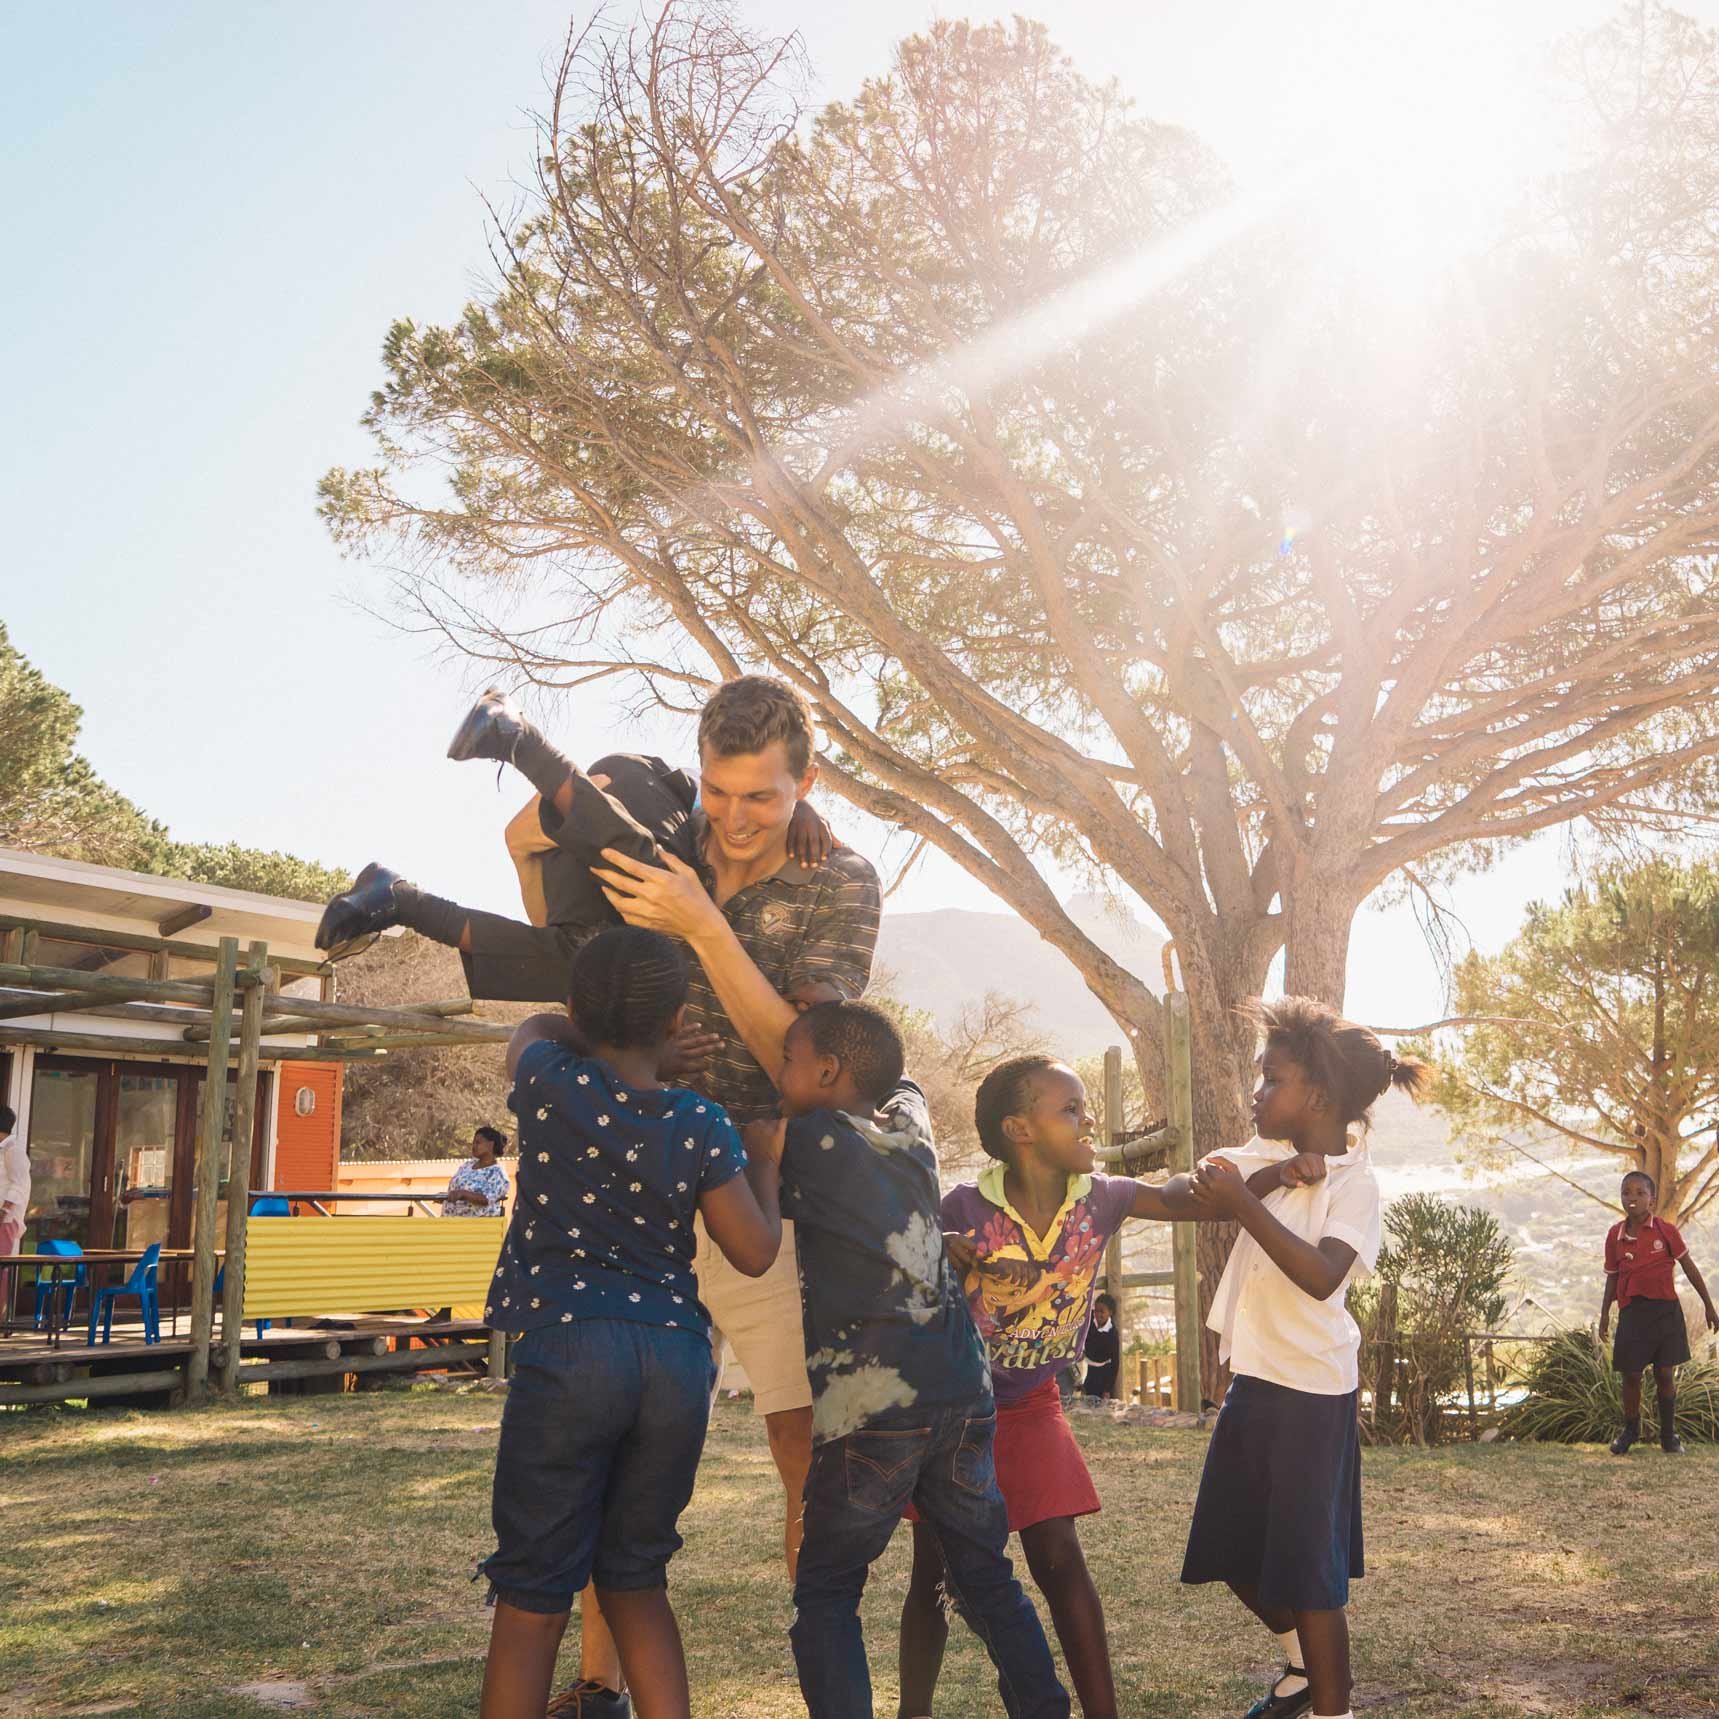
[489,1041,747,1336]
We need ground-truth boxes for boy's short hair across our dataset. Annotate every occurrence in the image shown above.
[698,675,815,777]
[1622,1169,1656,1194]
[0,1104,15,1134]
[974,1054,1061,1162]
[795,1001,905,1107]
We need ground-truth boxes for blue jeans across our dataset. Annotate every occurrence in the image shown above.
[790,1401,1070,1719]
[481,1318,715,1612]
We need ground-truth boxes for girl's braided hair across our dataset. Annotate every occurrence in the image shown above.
[1243,995,1431,1127]
[974,1053,1064,1162]
[569,925,689,1050]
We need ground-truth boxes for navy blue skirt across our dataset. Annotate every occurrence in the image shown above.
[1181,1373,1364,1611]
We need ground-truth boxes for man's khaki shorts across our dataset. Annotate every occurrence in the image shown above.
[695,1216,812,1417]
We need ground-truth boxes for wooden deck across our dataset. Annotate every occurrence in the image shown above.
[0,1314,490,1382]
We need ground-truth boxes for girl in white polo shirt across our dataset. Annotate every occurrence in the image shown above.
[1181,997,1429,1719]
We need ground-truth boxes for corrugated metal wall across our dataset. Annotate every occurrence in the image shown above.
[243,1215,505,1319]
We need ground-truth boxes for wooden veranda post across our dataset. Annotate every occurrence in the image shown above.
[1166,991,1202,1415]
[185,936,239,1404]
[218,941,269,1393]
[1101,1046,1124,1302]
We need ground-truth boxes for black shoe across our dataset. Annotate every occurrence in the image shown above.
[315,862,409,951]
[1661,1426,1684,1454]
[447,689,528,764]
[1243,1670,1313,1719]
[545,1683,630,1718]
[1610,1417,1641,1455]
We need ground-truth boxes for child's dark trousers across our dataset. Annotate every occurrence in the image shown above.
[789,1399,1070,1719]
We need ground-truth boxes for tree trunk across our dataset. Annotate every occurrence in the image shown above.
[1282,873,1358,1006]
[1126,924,1269,1406]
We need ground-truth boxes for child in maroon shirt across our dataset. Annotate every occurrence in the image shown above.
[1600,1170,1719,1454]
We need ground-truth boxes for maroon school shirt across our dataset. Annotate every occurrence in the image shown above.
[1605,1215,1686,1307]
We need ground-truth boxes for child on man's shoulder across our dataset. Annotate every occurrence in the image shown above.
[774,1002,1071,1719]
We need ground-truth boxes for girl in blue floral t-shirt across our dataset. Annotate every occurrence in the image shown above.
[477,926,785,1719]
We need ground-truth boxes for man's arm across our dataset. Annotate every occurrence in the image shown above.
[593,847,880,1086]
[1678,1253,1719,1330]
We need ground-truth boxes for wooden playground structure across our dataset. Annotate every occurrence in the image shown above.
[0,848,516,1408]
[1095,989,1201,1415]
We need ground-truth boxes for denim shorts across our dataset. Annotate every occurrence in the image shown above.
[481,1318,716,1612]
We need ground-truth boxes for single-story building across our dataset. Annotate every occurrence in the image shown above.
[0,846,341,1271]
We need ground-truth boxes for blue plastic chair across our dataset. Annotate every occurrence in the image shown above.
[213,1197,293,1338]
[88,1242,162,1345]
[32,1239,87,1331]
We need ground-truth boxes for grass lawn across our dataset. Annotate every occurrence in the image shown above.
[1,1390,1715,1718]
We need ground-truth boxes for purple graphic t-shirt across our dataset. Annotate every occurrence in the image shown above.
[940,1167,1137,1405]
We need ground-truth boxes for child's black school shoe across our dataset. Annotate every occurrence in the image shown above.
[1243,1670,1313,1718]
[1609,1417,1641,1455]
[1660,1426,1684,1454]
[545,1681,630,1717]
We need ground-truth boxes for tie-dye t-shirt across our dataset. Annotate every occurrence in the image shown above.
[941,1167,1138,1405]
[780,1081,990,1443]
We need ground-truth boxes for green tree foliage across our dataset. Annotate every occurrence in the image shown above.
[154,840,350,906]
[1351,1193,1514,1445]
[0,624,347,902]
[0,622,163,868]
[319,4,1719,1383]
[1432,858,1719,1224]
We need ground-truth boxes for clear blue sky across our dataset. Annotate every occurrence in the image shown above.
[2,0,1689,1029]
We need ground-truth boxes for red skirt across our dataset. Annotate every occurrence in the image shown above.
[908,1377,1101,1533]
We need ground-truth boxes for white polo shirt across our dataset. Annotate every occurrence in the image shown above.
[1205,1136,1381,1397]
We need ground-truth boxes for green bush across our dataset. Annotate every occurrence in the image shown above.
[1502,1326,1719,1444]
[1351,1193,1513,1444]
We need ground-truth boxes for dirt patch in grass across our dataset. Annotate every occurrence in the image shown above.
[1,1396,1713,1717]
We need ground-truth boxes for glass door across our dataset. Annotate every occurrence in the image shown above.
[26,1062,108,1249]
[112,1073,180,1252]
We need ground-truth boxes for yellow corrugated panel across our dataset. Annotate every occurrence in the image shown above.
[242,1217,507,1319]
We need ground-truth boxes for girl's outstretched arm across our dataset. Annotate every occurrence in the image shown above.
[1128,1152,1326,1220]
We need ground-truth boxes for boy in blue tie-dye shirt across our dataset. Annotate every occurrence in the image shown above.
[775,1001,1069,1719]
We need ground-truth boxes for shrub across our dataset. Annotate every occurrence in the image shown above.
[1502,1326,1719,1444]
[1351,1193,1513,1444]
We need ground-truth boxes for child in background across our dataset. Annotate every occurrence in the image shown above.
[901,1055,1288,1719]
[776,1003,1070,1719]
[476,926,785,1719]
[1181,998,1428,1719]
[1600,1170,1719,1455]
[1082,1293,1121,1400]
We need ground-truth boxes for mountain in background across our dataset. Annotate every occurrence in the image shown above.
[877,890,1165,1054]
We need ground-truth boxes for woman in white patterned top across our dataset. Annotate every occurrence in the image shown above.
[442,1125,510,1217]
